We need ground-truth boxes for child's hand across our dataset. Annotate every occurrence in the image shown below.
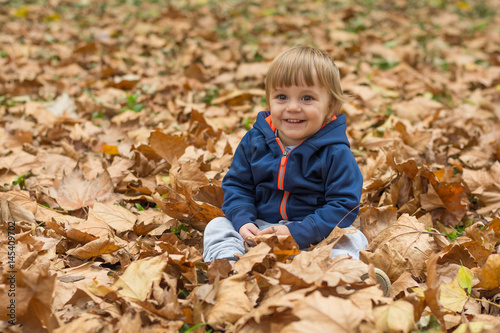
[258,225,291,236]
[239,223,260,239]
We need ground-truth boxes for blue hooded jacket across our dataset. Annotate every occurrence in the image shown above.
[222,111,363,249]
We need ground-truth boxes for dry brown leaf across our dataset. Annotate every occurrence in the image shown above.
[148,131,187,165]
[0,191,38,216]
[14,264,61,332]
[66,236,122,260]
[473,254,500,290]
[52,313,113,333]
[170,160,209,195]
[193,183,225,208]
[0,199,35,224]
[358,205,398,243]
[51,164,115,211]
[206,273,256,330]
[390,271,420,297]
[360,243,409,282]
[234,242,272,274]
[91,202,136,234]
[112,254,168,301]
[367,214,440,279]
[282,290,365,333]
[373,299,417,333]
[53,262,114,310]
[153,187,223,230]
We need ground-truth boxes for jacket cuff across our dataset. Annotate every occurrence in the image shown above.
[286,219,322,249]
[228,209,257,232]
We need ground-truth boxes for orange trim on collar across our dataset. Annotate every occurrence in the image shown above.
[265,115,276,132]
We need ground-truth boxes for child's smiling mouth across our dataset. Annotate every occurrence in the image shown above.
[285,119,305,124]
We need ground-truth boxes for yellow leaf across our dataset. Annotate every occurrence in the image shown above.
[440,278,468,313]
[457,1,471,10]
[43,13,60,21]
[101,144,120,155]
[458,266,473,294]
[13,7,29,18]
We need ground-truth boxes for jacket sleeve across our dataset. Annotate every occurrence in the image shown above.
[286,145,363,249]
[221,133,258,232]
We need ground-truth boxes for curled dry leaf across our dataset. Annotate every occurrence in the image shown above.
[360,243,409,282]
[373,299,417,333]
[358,205,398,243]
[52,314,113,333]
[1,0,500,331]
[282,290,365,333]
[112,254,168,302]
[367,214,440,279]
[153,187,223,230]
[389,271,420,298]
[0,199,35,224]
[66,236,123,260]
[205,273,257,330]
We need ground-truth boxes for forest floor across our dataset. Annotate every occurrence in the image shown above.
[1,0,500,332]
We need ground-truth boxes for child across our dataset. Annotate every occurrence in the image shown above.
[203,46,368,263]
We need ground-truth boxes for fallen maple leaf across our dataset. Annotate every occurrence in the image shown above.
[0,198,35,224]
[440,277,469,313]
[473,254,500,290]
[66,236,123,260]
[50,164,116,211]
[373,299,417,333]
[153,186,223,230]
[148,131,187,165]
[390,271,420,298]
[112,254,168,301]
[282,290,365,333]
[205,273,256,330]
[91,202,136,234]
[367,214,440,279]
[360,243,408,282]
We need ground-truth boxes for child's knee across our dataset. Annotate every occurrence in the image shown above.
[204,217,232,234]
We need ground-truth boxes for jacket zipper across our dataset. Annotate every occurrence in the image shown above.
[276,139,290,220]
[278,150,288,190]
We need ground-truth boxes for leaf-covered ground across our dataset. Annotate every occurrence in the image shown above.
[1,0,500,332]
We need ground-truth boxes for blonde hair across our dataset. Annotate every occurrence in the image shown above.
[265,46,349,115]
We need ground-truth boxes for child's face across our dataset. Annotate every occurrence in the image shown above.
[269,75,333,147]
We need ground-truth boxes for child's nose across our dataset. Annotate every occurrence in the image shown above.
[286,99,300,111]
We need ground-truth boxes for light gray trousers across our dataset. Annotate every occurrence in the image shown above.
[202,217,369,262]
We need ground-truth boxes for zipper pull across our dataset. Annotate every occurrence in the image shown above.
[280,151,288,166]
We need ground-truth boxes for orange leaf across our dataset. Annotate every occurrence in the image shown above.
[149,131,187,165]
[473,254,500,290]
[101,144,120,155]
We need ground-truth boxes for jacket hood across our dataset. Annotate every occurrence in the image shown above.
[253,111,351,150]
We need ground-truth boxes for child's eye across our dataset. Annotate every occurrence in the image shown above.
[276,94,287,100]
[302,95,313,101]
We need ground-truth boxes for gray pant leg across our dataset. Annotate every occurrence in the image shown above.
[330,226,369,260]
[203,218,368,262]
[203,217,246,262]
[202,218,279,262]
